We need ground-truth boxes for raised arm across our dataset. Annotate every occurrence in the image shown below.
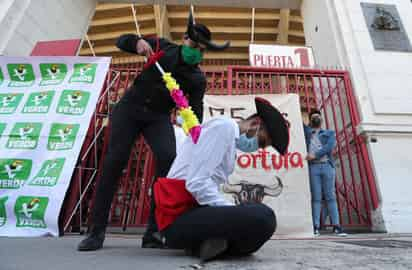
[116,34,172,57]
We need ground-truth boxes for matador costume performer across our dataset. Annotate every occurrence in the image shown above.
[78,10,230,251]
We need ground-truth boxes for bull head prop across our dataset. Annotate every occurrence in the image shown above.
[223,176,283,205]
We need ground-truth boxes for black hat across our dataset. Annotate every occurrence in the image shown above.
[255,97,290,155]
[186,8,230,51]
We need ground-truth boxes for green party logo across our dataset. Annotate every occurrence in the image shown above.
[7,122,42,149]
[0,67,4,86]
[69,63,97,83]
[7,64,35,87]
[22,91,55,114]
[39,63,67,85]
[14,196,49,228]
[47,123,80,150]
[0,196,8,227]
[57,90,90,115]
[29,158,65,186]
[0,159,32,189]
[0,93,24,114]
[0,123,6,137]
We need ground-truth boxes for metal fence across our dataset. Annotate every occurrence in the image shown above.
[60,64,379,233]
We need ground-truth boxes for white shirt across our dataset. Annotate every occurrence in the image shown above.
[167,117,239,206]
[173,125,187,154]
[309,129,328,162]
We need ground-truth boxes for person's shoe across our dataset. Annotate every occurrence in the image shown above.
[314,227,320,237]
[333,226,348,237]
[77,228,105,251]
[199,238,228,262]
[141,232,167,249]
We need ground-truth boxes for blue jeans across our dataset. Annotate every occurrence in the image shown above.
[309,163,340,228]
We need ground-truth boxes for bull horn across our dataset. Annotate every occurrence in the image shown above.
[222,183,242,194]
[186,7,230,51]
[263,176,283,197]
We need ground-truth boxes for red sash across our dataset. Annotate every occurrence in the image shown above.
[154,177,198,231]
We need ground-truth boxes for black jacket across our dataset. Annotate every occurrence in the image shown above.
[116,34,206,122]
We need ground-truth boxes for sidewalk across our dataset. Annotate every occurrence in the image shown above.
[1,233,412,270]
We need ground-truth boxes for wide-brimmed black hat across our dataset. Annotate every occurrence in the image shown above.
[186,8,230,51]
[255,97,290,155]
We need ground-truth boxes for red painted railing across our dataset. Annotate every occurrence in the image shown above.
[61,64,379,233]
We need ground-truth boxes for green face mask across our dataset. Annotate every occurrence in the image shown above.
[181,45,203,65]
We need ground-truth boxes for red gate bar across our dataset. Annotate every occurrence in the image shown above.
[61,64,379,233]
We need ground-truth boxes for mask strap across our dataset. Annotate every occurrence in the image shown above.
[255,124,260,136]
[245,123,260,137]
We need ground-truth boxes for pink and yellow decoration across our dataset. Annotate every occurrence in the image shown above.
[162,73,202,144]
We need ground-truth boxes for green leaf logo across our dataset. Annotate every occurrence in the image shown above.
[14,196,49,228]
[7,64,35,87]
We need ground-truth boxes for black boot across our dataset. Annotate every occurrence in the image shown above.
[199,238,228,262]
[77,227,106,251]
[141,232,166,249]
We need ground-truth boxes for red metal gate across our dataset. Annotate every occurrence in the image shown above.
[61,64,379,233]
[225,66,379,229]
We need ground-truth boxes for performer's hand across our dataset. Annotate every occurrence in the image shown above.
[136,39,153,58]
[306,154,316,161]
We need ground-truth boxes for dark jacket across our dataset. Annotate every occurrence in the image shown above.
[116,34,206,122]
[304,124,336,167]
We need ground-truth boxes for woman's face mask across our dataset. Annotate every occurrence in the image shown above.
[181,45,203,65]
[236,125,260,153]
[310,115,322,128]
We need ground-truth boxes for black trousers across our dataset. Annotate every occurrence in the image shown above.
[91,90,176,232]
[163,203,276,256]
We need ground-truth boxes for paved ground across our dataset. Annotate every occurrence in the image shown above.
[1,234,412,270]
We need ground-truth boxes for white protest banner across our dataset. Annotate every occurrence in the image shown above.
[249,44,315,68]
[0,56,110,237]
[204,94,313,238]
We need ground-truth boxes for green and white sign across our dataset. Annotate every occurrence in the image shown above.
[0,68,3,86]
[47,123,80,150]
[6,122,42,149]
[57,90,90,115]
[0,196,8,227]
[29,158,65,187]
[0,123,6,137]
[0,159,32,189]
[22,91,55,114]
[0,56,110,237]
[7,64,35,87]
[39,63,67,86]
[69,63,97,83]
[0,93,24,114]
[14,196,49,228]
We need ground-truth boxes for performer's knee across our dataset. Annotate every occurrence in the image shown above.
[247,204,277,238]
[259,204,277,238]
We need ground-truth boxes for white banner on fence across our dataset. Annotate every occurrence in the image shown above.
[204,94,313,237]
[0,56,110,237]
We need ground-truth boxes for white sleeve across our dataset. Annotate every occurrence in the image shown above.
[184,124,234,206]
